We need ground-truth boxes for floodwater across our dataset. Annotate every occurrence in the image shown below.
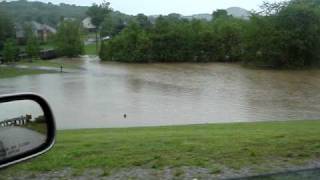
[1,56,320,130]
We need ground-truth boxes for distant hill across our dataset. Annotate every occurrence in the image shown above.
[0,0,88,26]
[1,1,250,26]
[226,7,251,19]
[183,7,251,21]
[0,0,132,27]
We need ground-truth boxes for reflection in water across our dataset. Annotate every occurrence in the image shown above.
[0,56,320,130]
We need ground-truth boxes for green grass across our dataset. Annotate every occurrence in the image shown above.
[23,123,47,135]
[17,59,80,69]
[83,31,99,55]
[40,43,55,50]
[3,120,320,175]
[84,43,99,55]
[18,43,55,52]
[0,67,51,79]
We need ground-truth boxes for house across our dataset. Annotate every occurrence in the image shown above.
[15,21,57,44]
[82,17,96,32]
[30,21,57,42]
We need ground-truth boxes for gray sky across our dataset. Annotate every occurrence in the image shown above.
[10,0,285,15]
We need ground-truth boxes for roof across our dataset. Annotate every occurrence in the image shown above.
[31,21,43,31]
[30,21,56,33]
[15,21,57,38]
[82,17,96,29]
[42,24,57,34]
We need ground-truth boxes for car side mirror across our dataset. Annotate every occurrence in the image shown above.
[0,93,56,169]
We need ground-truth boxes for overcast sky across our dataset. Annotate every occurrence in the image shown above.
[9,0,285,15]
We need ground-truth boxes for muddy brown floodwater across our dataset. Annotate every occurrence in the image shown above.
[0,56,320,130]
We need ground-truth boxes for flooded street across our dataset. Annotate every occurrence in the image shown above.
[1,56,320,130]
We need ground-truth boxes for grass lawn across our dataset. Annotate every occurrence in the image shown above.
[83,32,99,55]
[18,43,55,52]
[17,59,81,69]
[0,67,52,79]
[23,123,47,135]
[84,43,99,55]
[2,120,320,177]
[84,44,100,55]
[40,44,55,50]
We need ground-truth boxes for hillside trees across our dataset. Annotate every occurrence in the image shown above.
[0,11,14,51]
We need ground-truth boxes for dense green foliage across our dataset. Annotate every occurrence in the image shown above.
[86,1,112,28]
[55,21,84,57]
[2,39,17,63]
[100,11,130,37]
[100,14,247,63]
[245,0,320,68]
[0,11,14,51]
[100,0,320,68]
[1,0,320,68]
[26,36,40,60]
[86,1,112,52]
[25,26,40,60]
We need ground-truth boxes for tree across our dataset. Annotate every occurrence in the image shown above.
[212,9,230,20]
[100,15,114,37]
[0,11,14,51]
[87,1,112,51]
[258,1,289,16]
[99,0,320,68]
[55,20,84,57]
[167,13,182,22]
[100,14,126,37]
[244,15,280,67]
[135,14,152,30]
[245,0,320,68]
[100,22,152,62]
[212,17,246,62]
[87,1,112,28]
[3,39,17,63]
[25,25,40,61]
[275,0,320,67]
[26,35,40,61]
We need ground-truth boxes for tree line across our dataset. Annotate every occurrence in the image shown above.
[1,0,320,69]
[99,0,320,68]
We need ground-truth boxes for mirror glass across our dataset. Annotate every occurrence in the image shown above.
[0,100,47,161]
